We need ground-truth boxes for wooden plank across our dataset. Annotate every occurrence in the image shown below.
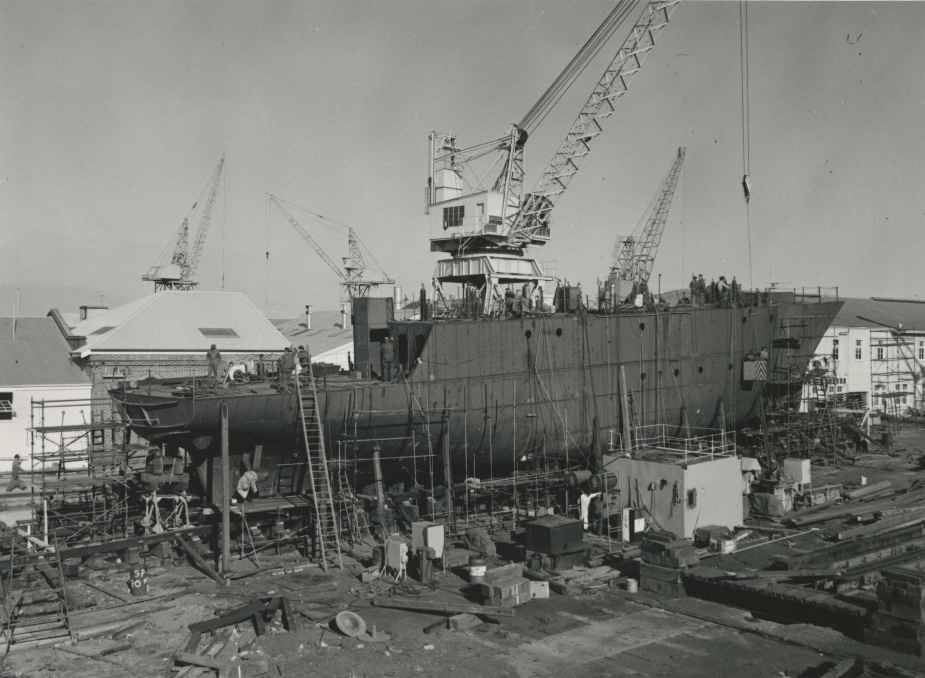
[833,513,925,541]
[188,601,265,633]
[175,534,226,586]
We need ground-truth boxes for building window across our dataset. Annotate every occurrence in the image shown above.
[876,341,884,361]
[874,384,883,392]
[0,392,12,421]
[832,339,839,360]
[837,385,844,393]
[902,395,907,405]
[90,326,117,335]
[920,340,924,360]
[442,205,464,229]
[855,340,862,360]
[882,398,888,408]
[198,328,240,338]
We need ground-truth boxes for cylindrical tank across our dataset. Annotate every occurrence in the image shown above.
[129,566,149,597]
[565,470,592,489]
[589,472,619,492]
[468,555,487,584]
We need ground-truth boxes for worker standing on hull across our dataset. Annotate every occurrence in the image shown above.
[206,344,222,384]
[380,336,394,381]
[277,347,295,391]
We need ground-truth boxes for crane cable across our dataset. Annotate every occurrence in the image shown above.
[519,0,638,135]
[740,0,754,289]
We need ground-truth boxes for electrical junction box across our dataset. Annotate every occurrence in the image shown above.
[411,521,445,559]
[525,515,583,555]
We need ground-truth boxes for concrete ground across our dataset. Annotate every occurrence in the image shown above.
[2,550,923,678]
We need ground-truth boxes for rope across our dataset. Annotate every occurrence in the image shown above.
[519,0,637,134]
[740,0,754,288]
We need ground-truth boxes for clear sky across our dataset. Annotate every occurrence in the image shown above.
[2,1,923,318]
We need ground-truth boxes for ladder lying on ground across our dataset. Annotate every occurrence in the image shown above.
[295,366,342,571]
[2,535,74,653]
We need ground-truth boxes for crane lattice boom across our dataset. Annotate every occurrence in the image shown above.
[612,146,685,285]
[184,154,225,281]
[505,0,681,250]
[270,197,346,280]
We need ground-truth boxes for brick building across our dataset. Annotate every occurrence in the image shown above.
[50,291,290,420]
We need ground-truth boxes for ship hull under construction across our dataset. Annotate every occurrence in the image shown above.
[111,297,842,477]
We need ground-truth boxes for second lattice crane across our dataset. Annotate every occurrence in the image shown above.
[604,146,685,309]
[269,195,393,300]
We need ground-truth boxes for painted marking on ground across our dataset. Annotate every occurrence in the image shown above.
[503,608,705,678]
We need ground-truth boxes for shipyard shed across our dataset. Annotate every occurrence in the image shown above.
[603,434,744,540]
[273,309,353,370]
[51,291,290,415]
[0,317,91,472]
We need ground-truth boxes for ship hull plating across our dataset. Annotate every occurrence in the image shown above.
[111,301,842,471]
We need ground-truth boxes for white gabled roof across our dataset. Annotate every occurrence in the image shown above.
[71,291,290,355]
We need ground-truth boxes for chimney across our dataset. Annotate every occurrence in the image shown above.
[305,305,312,331]
[79,305,108,321]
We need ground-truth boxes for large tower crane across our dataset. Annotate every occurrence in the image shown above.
[143,154,225,291]
[426,0,680,314]
[270,195,393,300]
[609,146,686,302]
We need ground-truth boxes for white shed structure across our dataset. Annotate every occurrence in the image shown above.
[0,317,91,473]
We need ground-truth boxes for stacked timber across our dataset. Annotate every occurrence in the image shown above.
[639,531,699,597]
[478,563,531,608]
[867,568,925,656]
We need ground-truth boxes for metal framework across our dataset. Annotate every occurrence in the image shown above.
[611,147,686,286]
[270,196,393,300]
[143,154,226,291]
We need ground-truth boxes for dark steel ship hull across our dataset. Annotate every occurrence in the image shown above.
[111,300,842,472]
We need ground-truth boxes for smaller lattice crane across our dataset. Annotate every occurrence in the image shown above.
[143,154,225,291]
[269,195,393,300]
[606,147,685,304]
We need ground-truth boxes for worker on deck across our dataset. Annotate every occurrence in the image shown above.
[420,284,428,321]
[297,345,311,372]
[255,354,266,378]
[380,336,394,381]
[697,274,706,306]
[689,275,698,307]
[277,347,296,390]
[206,344,222,383]
[717,276,730,305]
[731,277,740,305]
[234,469,263,503]
[588,493,606,536]
[6,454,27,492]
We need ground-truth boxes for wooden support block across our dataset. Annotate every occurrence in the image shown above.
[447,613,482,631]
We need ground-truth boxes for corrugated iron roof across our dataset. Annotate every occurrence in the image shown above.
[835,298,925,331]
[275,311,353,356]
[0,317,91,386]
[70,291,290,354]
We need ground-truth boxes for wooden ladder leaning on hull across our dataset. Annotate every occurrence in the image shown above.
[295,366,343,571]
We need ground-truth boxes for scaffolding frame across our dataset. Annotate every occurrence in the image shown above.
[27,397,141,548]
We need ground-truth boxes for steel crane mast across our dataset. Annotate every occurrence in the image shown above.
[612,146,686,286]
[507,0,681,250]
[270,196,393,300]
[426,0,680,316]
[143,154,225,291]
[184,154,225,282]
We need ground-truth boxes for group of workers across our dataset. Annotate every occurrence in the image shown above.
[205,344,312,391]
[688,274,740,307]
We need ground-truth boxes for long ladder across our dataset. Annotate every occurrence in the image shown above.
[295,366,342,571]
